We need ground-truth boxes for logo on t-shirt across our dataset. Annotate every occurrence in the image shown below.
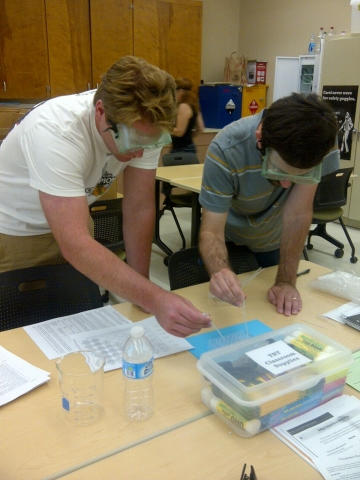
[86,170,116,198]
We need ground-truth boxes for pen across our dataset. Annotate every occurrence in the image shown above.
[297,268,310,277]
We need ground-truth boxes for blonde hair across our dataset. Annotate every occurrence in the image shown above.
[175,77,199,114]
[94,56,176,132]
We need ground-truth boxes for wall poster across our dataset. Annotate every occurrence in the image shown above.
[322,85,358,161]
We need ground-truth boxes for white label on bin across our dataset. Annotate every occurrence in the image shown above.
[246,340,311,376]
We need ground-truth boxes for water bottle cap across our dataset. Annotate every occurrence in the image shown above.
[131,326,144,338]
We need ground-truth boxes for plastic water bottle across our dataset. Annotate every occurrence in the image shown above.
[308,33,315,54]
[122,326,154,421]
[328,27,334,36]
[317,27,324,38]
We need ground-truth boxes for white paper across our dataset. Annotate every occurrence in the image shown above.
[0,346,50,406]
[70,316,193,372]
[246,340,311,376]
[271,395,360,479]
[324,302,360,324]
[23,306,132,359]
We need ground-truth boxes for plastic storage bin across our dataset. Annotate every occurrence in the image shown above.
[199,84,242,129]
[197,323,353,437]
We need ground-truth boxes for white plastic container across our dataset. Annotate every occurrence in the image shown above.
[196,323,353,437]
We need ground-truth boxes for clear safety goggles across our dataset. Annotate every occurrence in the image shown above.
[106,121,171,154]
[261,148,322,185]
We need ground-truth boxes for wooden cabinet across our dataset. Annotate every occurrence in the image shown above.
[0,0,49,99]
[241,85,268,118]
[90,0,202,93]
[90,0,133,86]
[0,0,92,100]
[1,0,202,101]
[45,0,92,97]
[133,0,202,89]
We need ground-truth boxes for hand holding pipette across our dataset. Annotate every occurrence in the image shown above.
[208,267,262,307]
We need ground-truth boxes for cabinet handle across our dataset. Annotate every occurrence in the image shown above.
[3,82,6,92]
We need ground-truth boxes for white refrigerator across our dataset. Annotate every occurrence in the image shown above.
[273,54,322,102]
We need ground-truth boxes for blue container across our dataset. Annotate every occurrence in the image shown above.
[199,84,242,129]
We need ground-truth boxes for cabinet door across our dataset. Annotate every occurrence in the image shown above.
[90,0,133,87]
[45,0,92,97]
[0,0,49,99]
[242,86,267,118]
[133,0,202,90]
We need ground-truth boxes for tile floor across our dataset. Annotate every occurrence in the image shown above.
[108,208,360,304]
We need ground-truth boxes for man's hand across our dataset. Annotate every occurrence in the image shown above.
[153,292,212,337]
[209,268,246,307]
[267,283,302,316]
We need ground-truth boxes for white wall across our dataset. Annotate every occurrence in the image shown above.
[200,0,240,83]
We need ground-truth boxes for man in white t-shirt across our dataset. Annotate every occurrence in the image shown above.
[0,55,211,338]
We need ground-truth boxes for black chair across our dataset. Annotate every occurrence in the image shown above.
[89,198,124,252]
[160,152,200,251]
[89,198,125,302]
[0,263,103,332]
[167,242,259,290]
[305,167,357,263]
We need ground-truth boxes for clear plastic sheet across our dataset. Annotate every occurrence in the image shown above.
[309,270,360,303]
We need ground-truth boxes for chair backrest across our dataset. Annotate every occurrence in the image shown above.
[89,198,124,251]
[167,243,259,290]
[162,152,199,167]
[313,167,353,211]
[0,263,103,331]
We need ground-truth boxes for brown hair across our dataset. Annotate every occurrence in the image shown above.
[261,93,337,168]
[175,77,199,114]
[94,56,176,132]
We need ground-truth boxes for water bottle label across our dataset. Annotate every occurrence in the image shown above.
[122,357,154,379]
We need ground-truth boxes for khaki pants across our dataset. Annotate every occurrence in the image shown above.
[0,218,94,273]
[0,232,67,273]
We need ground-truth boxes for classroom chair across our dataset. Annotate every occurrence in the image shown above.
[89,197,125,302]
[304,167,357,263]
[159,152,200,251]
[167,242,259,290]
[0,263,103,332]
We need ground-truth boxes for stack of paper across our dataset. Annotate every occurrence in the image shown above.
[0,346,50,406]
[271,395,360,479]
[23,306,193,372]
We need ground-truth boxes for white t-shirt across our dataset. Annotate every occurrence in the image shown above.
[0,91,160,236]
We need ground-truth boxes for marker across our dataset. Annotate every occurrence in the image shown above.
[201,388,261,435]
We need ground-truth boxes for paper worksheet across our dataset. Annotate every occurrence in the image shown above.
[24,307,193,370]
[24,306,133,359]
[323,302,360,324]
[70,316,193,372]
[0,346,50,406]
[271,395,360,479]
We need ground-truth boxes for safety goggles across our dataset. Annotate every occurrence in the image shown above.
[261,148,322,185]
[106,121,171,154]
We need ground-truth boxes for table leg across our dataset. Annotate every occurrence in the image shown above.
[190,192,201,247]
[153,179,173,257]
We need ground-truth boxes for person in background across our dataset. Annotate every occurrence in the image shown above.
[198,93,339,317]
[0,56,211,338]
[171,77,204,154]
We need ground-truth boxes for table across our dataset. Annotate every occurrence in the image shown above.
[1,261,359,479]
[154,164,204,256]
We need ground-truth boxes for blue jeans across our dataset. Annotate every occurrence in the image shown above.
[252,249,280,268]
